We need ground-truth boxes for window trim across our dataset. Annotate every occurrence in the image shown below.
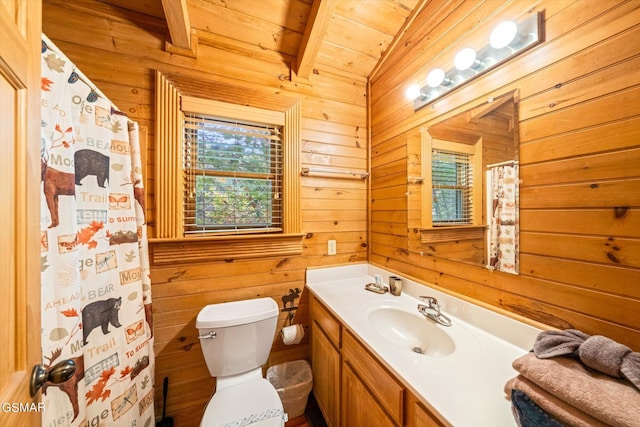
[151,71,302,263]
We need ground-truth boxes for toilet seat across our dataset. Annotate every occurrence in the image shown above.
[201,378,286,427]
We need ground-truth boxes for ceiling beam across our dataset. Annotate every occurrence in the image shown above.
[161,0,191,50]
[295,0,338,79]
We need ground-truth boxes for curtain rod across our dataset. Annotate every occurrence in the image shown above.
[486,160,519,168]
[41,33,110,104]
[301,167,369,180]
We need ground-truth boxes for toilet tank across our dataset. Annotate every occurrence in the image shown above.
[196,297,279,377]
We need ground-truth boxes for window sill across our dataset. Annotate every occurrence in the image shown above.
[421,225,486,244]
[148,233,305,265]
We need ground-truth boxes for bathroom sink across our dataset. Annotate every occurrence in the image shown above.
[367,307,456,357]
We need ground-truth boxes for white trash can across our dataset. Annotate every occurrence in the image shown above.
[266,360,313,419]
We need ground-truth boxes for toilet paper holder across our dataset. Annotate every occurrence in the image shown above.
[281,324,305,345]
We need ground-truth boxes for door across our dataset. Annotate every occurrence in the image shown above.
[0,1,43,426]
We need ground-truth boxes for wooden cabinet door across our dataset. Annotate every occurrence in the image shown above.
[342,363,396,427]
[342,330,404,423]
[415,402,446,427]
[311,321,340,427]
[0,1,43,426]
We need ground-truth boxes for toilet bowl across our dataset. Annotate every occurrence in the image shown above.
[196,298,286,427]
[200,378,285,427]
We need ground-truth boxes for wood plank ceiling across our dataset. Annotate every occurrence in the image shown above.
[96,0,421,79]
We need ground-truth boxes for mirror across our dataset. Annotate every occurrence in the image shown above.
[416,91,519,273]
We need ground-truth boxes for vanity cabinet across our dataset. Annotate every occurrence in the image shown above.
[342,362,396,427]
[310,295,341,427]
[342,329,401,426]
[309,294,448,427]
[406,392,448,427]
[415,403,445,427]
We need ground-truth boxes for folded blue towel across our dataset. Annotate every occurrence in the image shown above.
[511,389,567,427]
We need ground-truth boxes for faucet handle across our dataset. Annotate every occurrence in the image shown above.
[419,296,439,308]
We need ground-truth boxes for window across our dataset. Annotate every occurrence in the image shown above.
[421,135,482,230]
[183,113,283,234]
[153,72,302,263]
[431,149,473,225]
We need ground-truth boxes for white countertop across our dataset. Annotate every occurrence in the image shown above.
[306,263,542,427]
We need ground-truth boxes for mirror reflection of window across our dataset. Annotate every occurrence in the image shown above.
[416,91,519,270]
[433,150,471,225]
[424,137,482,228]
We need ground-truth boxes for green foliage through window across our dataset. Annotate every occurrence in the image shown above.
[431,149,473,225]
[184,113,283,233]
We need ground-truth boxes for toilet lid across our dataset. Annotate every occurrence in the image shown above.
[201,378,286,427]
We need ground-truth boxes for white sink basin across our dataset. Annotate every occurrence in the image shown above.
[368,307,456,357]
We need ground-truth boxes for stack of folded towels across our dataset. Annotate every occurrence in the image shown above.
[504,329,640,427]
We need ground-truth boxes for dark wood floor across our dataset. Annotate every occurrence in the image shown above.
[286,415,310,427]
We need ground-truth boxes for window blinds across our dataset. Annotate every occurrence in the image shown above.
[431,149,474,225]
[183,112,283,234]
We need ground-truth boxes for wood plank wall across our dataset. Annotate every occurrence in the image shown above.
[42,1,367,424]
[370,0,640,350]
[40,0,640,424]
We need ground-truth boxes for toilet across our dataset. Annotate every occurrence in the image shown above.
[196,297,287,427]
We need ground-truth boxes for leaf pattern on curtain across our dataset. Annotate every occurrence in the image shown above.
[40,38,154,426]
[488,164,520,274]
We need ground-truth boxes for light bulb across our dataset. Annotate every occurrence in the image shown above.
[454,48,478,70]
[405,83,422,100]
[427,68,446,87]
[490,21,518,49]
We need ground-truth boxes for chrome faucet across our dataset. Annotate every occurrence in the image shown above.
[417,296,452,326]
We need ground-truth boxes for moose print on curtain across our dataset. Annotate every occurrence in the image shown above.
[40,37,154,426]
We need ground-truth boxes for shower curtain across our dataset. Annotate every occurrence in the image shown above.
[487,164,519,274]
[40,36,155,426]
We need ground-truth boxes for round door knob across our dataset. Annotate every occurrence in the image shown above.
[30,359,76,397]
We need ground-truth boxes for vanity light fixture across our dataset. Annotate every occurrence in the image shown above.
[407,12,543,110]
[427,68,450,87]
[454,48,482,71]
[490,21,519,49]
[405,83,423,100]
